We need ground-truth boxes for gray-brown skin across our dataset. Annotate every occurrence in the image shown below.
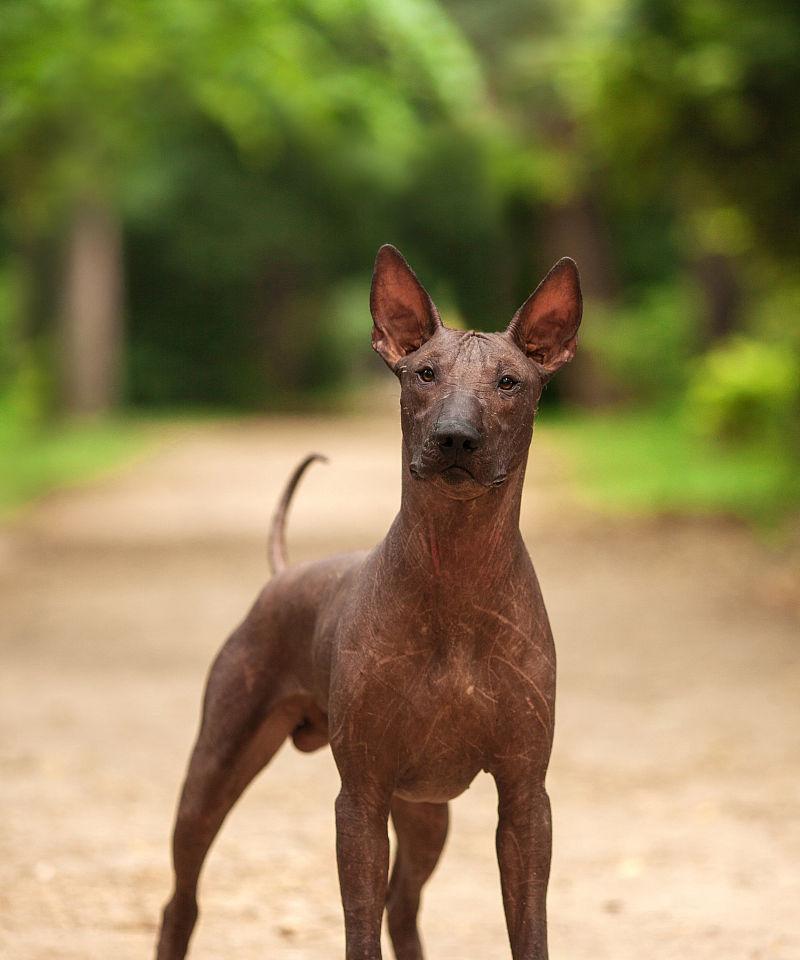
[155,245,583,960]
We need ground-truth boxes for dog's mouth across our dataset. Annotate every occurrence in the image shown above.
[440,465,474,485]
[409,458,503,499]
[410,460,500,488]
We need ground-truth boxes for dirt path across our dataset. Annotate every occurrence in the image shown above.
[1,413,798,960]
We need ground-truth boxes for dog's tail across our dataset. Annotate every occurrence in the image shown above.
[268,453,328,576]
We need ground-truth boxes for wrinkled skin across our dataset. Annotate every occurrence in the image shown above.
[155,245,583,960]
[397,327,540,496]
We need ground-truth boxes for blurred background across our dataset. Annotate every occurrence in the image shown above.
[1,0,799,521]
[1,2,798,959]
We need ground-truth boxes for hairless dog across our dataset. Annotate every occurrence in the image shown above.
[155,244,583,960]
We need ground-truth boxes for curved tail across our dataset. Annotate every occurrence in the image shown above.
[268,453,328,576]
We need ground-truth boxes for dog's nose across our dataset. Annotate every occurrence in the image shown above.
[433,419,482,454]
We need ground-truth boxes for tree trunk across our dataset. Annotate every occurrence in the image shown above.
[542,194,621,407]
[693,252,741,344]
[62,200,124,415]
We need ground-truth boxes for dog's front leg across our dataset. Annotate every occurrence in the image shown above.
[494,773,552,960]
[335,784,391,960]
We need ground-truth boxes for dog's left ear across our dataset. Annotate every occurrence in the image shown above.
[506,258,582,376]
[370,244,442,370]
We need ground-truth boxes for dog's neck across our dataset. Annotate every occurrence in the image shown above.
[382,446,528,583]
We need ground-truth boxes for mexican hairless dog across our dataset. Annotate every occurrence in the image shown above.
[155,245,582,960]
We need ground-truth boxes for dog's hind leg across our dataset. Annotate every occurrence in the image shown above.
[155,620,308,960]
[386,798,449,960]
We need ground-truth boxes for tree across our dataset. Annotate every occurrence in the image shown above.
[0,0,489,412]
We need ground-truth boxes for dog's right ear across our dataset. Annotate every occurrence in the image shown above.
[370,244,442,370]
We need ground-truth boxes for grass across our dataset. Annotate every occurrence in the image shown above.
[540,406,799,526]
[0,414,154,518]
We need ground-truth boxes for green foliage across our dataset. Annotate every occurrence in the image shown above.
[0,0,799,519]
[0,266,20,386]
[581,285,698,401]
[685,337,800,447]
[552,0,800,258]
[0,264,53,432]
[544,407,798,525]
[0,0,486,204]
[0,405,150,516]
[1,0,500,407]
[0,355,50,438]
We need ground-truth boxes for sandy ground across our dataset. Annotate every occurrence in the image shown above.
[0,412,798,960]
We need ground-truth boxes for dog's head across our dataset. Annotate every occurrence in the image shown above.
[371,244,582,500]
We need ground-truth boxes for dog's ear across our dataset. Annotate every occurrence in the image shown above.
[371,244,442,369]
[506,258,582,376]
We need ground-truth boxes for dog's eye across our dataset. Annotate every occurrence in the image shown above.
[417,367,435,383]
[498,375,518,391]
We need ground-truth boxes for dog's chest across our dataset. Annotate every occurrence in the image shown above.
[329,579,554,801]
[359,638,502,802]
